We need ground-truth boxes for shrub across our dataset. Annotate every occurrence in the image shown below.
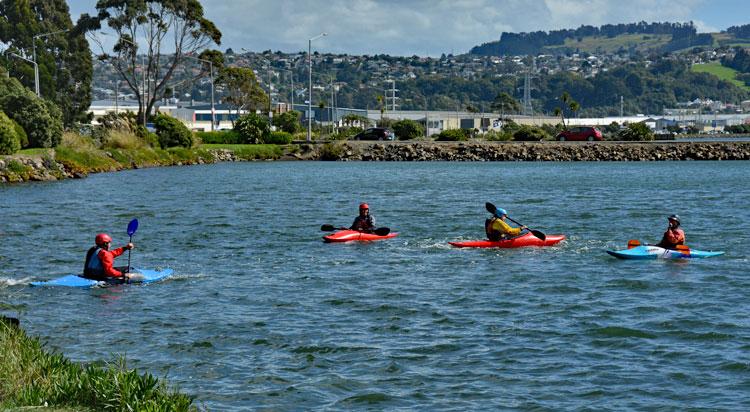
[513,125,550,141]
[330,126,362,140]
[195,130,242,144]
[153,114,193,148]
[264,131,293,144]
[319,142,345,160]
[272,110,302,134]
[0,94,62,148]
[484,129,512,141]
[102,131,148,150]
[392,119,424,140]
[234,113,270,144]
[617,122,654,141]
[435,129,468,141]
[11,118,28,148]
[0,111,21,155]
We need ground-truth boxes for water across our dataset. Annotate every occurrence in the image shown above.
[2,161,749,410]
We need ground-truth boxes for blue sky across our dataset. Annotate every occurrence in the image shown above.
[68,0,750,56]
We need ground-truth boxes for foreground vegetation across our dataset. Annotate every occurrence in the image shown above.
[0,322,194,411]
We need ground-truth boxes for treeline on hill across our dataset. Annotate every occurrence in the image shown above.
[726,24,750,40]
[337,60,748,117]
[470,22,712,56]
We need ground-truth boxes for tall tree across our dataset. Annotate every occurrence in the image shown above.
[218,67,268,126]
[0,0,93,126]
[81,0,221,125]
[490,92,521,115]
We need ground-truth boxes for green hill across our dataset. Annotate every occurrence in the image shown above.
[692,62,750,91]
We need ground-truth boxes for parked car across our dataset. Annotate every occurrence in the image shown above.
[352,127,395,141]
[556,126,603,141]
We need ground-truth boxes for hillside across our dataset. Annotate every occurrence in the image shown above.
[469,22,739,56]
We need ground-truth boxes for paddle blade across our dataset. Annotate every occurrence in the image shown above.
[321,224,336,232]
[127,219,139,237]
[374,227,391,236]
[485,202,497,214]
[529,229,546,241]
[627,239,641,249]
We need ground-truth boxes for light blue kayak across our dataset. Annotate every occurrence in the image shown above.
[607,245,724,260]
[30,268,173,288]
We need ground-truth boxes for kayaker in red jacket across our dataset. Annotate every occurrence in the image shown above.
[350,203,376,232]
[83,233,134,280]
[656,215,685,249]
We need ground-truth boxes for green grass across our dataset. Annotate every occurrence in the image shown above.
[15,148,52,156]
[546,34,672,54]
[0,323,195,411]
[692,62,750,91]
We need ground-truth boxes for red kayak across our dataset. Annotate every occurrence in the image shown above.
[449,232,566,248]
[323,230,399,243]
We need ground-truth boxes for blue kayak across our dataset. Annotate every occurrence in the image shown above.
[30,268,173,288]
[607,245,724,260]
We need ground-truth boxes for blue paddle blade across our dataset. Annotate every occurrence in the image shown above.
[127,219,139,237]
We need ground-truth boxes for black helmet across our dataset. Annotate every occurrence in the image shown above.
[668,214,680,224]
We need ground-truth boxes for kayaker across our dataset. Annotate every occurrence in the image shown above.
[350,203,376,232]
[655,214,685,249]
[485,207,527,241]
[82,233,134,280]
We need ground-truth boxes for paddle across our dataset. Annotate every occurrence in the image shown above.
[320,224,391,236]
[126,219,138,273]
[627,239,641,249]
[484,202,546,241]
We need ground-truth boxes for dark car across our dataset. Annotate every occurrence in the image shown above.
[353,127,395,141]
[556,126,603,141]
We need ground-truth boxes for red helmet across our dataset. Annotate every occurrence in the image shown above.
[359,203,369,210]
[95,233,112,246]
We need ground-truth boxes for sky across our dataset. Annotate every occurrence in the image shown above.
[67,0,750,56]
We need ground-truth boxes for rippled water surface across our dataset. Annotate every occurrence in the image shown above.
[2,161,749,410]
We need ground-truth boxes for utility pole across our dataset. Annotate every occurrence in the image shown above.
[620,95,624,117]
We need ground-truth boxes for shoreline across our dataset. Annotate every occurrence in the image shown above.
[0,320,194,411]
[2,141,750,184]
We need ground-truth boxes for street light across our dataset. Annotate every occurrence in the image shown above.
[32,29,68,96]
[184,54,216,131]
[308,32,327,142]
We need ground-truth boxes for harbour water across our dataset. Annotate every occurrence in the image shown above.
[1,161,749,410]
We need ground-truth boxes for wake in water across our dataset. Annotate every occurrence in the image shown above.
[0,277,32,287]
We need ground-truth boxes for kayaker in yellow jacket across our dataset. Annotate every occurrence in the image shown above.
[485,207,527,241]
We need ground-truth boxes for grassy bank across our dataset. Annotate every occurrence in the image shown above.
[1,133,291,182]
[0,322,195,411]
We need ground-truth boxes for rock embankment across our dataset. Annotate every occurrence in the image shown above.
[318,141,750,161]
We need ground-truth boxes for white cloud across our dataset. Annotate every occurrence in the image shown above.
[68,0,731,56]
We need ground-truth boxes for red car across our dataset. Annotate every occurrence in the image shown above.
[556,126,603,141]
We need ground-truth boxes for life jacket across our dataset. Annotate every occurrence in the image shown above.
[485,218,501,241]
[352,215,374,231]
[83,246,104,276]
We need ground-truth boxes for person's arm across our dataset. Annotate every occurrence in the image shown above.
[99,249,123,277]
[497,219,522,236]
[350,217,360,230]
